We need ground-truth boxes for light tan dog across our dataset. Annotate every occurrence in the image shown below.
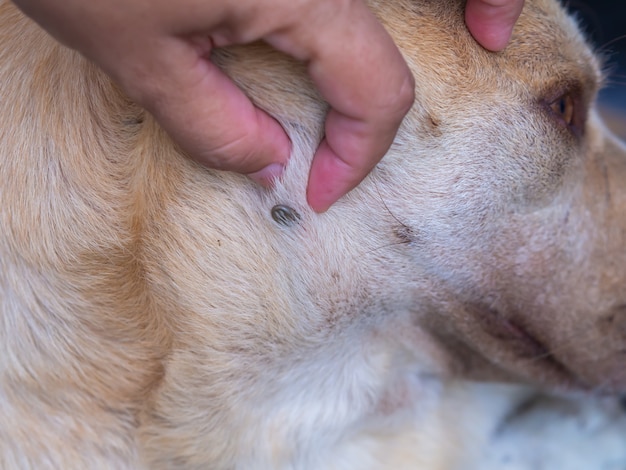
[1,0,625,468]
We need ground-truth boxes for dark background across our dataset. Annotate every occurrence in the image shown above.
[565,0,626,121]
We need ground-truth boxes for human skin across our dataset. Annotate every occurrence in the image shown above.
[12,0,524,212]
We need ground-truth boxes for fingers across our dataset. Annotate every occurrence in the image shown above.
[17,0,411,210]
[124,38,291,183]
[266,0,414,212]
[465,0,525,51]
[13,0,525,214]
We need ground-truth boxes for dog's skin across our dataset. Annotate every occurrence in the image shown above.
[1,0,625,468]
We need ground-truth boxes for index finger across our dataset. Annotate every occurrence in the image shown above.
[266,0,415,213]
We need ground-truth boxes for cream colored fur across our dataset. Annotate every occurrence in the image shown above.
[1,0,625,468]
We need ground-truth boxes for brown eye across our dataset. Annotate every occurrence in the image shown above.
[549,94,575,127]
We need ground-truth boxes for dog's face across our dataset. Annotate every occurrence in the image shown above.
[372,0,626,392]
[384,0,626,392]
[211,0,626,394]
[1,0,625,465]
[373,0,626,392]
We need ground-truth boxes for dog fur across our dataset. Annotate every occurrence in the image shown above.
[1,0,625,468]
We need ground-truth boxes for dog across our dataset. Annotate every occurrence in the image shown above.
[1,0,625,468]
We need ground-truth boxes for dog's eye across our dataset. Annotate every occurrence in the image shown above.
[549,94,575,127]
[545,90,588,138]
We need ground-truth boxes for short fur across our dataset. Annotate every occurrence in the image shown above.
[0,0,625,468]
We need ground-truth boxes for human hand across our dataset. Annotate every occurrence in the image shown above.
[12,0,414,213]
[13,0,524,213]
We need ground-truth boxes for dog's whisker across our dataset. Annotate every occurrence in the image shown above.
[603,76,626,86]
[522,326,611,365]
[347,177,414,260]
[353,240,411,260]
[372,177,412,232]
[598,34,626,52]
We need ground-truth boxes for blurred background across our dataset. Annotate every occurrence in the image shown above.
[566,0,626,139]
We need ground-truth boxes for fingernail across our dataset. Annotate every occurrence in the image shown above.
[248,163,285,188]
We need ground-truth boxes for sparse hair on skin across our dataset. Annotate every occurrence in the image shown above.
[1,0,626,468]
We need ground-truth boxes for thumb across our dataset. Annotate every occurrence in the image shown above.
[465,0,525,52]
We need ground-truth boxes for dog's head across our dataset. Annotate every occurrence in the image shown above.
[205,0,626,393]
[2,0,624,407]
